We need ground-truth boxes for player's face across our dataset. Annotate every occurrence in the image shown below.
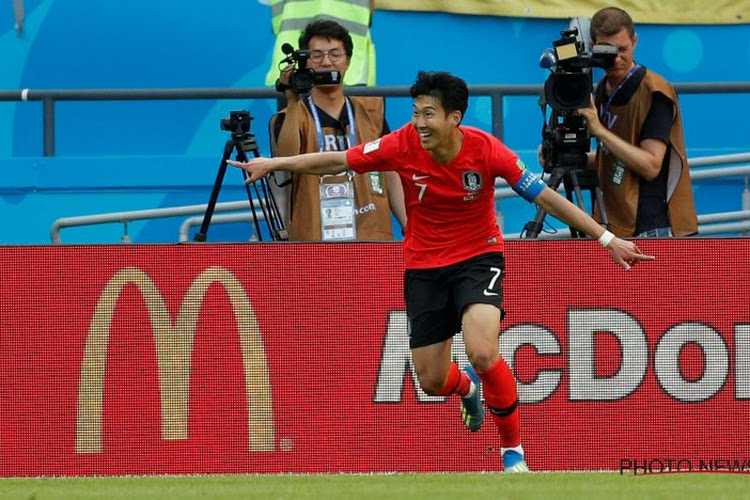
[595,28,637,85]
[306,36,350,85]
[411,95,461,151]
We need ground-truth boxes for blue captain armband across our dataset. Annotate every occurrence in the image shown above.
[511,170,547,202]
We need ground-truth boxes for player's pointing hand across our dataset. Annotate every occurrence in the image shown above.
[606,236,655,271]
[227,157,277,185]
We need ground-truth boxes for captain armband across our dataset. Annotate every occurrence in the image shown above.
[511,170,547,202]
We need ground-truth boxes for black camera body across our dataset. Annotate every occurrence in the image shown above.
[220,110,252,135]
[278,43,342,94]
[540,28,617,171]
[540,113,591,173]
[543,28,617,110]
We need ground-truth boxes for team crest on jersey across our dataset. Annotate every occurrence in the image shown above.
[363,138,382,154]
[462,171,482,193]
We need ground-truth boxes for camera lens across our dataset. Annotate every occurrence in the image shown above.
[545,73,591,110]
[291,70,316,94]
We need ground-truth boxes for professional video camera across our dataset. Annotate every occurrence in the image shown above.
[522,23,616,239]
[276,43,342,94]
[542,27,617,111]
[539,26,617,171]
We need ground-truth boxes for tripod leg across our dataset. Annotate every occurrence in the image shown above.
[236,138,289,242]
[574,167,610,231]
[564,170,589,238]
[249,147,287,241]
[258,178,286,240]
[194,139,235,242]
[522,168,564,238]
[233,141,266,241]
[567,170,587,211]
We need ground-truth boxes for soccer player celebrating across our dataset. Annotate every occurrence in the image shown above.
[229,71,653,473]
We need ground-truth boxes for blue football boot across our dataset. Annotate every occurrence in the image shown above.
[502,449,530,473]
[460,365,485,432]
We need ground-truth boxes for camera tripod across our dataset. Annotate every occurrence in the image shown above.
[521,163,609,238]
[194,116,287,242]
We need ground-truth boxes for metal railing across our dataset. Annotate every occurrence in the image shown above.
[9,82,745,242]
[50,200,253,244]
[49,152,750,243]
[3,82,750,156]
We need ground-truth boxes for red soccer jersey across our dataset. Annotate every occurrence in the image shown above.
[346,124,525,269]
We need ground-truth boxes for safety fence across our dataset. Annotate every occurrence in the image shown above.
[48,153,750,243]
[2,82,750,156]
[2,82,747,244]
[2,240,748,475]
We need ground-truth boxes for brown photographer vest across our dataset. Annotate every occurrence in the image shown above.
[593,70,698,237]
[271,96,394,241]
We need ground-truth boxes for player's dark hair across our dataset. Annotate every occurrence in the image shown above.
[590,6,635,40]
[299,19,354,58]
[409,71,469,123]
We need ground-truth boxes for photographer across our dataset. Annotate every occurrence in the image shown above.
[270,19,405,241]
[264,1,376,87]
[577,7,697,237]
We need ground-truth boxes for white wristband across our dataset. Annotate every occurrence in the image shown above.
[598,230,615,248]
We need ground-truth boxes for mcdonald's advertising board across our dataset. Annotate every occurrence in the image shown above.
[1,240,748,476]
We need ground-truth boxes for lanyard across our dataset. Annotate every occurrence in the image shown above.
[600,63,642,123]
[308,95,357,153]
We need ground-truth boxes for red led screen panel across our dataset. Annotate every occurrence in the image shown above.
[0,240,748,476]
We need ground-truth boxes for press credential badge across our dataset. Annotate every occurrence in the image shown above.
[319,175,356,241]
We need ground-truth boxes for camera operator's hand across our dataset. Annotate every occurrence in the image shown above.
[279,65,294,86]
[577,94,665,180]
[576,95,605,137]
[277,64,300,101]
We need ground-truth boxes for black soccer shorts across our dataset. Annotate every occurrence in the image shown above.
[404,251,505,349]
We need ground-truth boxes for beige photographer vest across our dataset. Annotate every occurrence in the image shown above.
[593,70,698,237]
[270,96,394,241]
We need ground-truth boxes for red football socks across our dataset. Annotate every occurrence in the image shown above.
[477,356,521,448]
[436,362,472,397]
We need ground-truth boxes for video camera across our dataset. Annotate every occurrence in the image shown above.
[539,26,617,171]
[277,43,342,94]
[220,110,252,135]
[542,27,617,110]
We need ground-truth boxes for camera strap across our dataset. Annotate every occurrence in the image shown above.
[308,95,357,153]
[598,64,642,184]
[600,64,642,122]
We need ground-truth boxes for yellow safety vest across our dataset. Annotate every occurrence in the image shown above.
[265,0,376,87]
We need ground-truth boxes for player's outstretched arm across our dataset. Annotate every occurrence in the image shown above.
[228,151,349,184]
[534,186,655,270]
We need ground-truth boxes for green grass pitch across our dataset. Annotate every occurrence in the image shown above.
[1,472,749,499]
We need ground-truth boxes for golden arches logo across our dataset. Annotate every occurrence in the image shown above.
[76,266,274,453]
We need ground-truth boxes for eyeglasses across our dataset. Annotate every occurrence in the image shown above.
[309,49,344,63]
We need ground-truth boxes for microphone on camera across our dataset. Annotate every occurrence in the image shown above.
[281,43,295,55]
[539,48,558,70]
